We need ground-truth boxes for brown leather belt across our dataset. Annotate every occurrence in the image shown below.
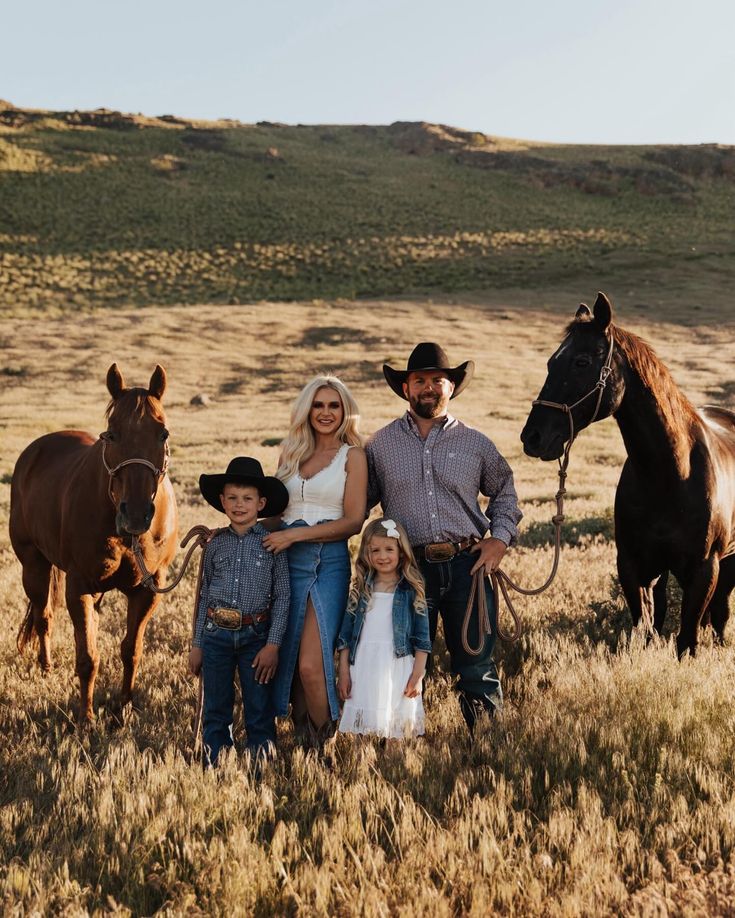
[207,607,270,630]
[413,537,477,563]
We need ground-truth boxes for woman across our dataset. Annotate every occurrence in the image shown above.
[264,375,367,744]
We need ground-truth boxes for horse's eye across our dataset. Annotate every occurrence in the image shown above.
[105,431,117,442]
[574,356,592,369]
[160,429,170,442]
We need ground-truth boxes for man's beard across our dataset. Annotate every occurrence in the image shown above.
[410,393,447,419]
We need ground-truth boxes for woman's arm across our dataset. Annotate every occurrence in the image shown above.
[262,447,368,553]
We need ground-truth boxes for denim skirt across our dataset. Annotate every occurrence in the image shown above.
[271,521,351,720]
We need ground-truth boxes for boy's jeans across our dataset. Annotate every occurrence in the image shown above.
[201,619,276,765]
[419,548,502,727]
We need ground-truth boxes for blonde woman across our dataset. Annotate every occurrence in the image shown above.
[264,376,367,744]
[336,517,431,739]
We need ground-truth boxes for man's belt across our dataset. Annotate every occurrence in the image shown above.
[413,537,478,563]
[207,607,270,630]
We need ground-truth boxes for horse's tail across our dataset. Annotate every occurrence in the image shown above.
[16,565,65,653]
[16,601,35,653]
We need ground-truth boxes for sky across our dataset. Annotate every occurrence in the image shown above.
[3,0,734,145]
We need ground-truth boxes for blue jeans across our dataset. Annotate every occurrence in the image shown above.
[419,549,502,723]
[201,618,276,765]
[271,521,350,721]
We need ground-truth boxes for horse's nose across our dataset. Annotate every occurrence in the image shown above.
[145,502,155,527]
[120,500,128,517]
[521,425,541,454]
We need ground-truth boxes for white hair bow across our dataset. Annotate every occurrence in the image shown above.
[381,519,400,539]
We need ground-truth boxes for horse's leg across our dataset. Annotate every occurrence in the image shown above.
[706,555,735,644]
[652,570,669,634]
[18,547,54,672]
[677,556,719,658]
[65,575,100,722]
[120,585,162,713]
[617,549,655,632]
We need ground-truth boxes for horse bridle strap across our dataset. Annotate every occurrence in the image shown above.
[532,331,616,460]
[100,432,170,503]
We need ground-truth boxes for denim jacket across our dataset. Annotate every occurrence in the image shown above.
[336,579,432,665]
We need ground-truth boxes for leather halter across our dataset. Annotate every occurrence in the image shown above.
[532,330,616,461]
[100,431,170,505]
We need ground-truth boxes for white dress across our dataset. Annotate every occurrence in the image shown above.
[338,591,425,739]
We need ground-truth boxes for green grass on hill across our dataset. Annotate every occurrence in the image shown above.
[1,106,734,310]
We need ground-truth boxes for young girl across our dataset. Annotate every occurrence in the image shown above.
[336,518,432,738]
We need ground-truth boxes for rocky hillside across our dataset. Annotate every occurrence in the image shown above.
[1,104,733,310]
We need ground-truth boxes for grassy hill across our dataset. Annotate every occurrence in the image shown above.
[1,102,734,311]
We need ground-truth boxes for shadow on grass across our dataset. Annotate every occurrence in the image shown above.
[518,513,614,549]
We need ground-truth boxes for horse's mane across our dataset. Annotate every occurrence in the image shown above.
[105,387,166,424]
[566,318,699,436]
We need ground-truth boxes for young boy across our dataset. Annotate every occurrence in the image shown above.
[189,456,290,765]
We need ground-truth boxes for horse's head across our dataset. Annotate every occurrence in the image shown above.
[521,292,624,461]
[103,364,170,535]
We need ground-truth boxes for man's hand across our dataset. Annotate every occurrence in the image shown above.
[188,647,203,676]
[252,643,279,683]
[469,537,507,576]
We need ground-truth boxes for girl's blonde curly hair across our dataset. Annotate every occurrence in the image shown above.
[347,517,427,614]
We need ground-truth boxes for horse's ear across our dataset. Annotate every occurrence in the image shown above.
[593,291,613,332]
[106,363,126,400]
[575,303,591,319]
[148,365,167,400]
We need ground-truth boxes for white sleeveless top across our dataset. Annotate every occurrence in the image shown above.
[281,444,352,524]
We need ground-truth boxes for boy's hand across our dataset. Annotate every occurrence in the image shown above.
[188,647,203,676]
[253,643,279,683]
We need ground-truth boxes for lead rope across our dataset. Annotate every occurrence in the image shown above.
[131,524,224,753]
[462,447,569,651]
[462,330,616,653]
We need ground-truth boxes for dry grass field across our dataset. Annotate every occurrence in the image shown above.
[2,284,735,915]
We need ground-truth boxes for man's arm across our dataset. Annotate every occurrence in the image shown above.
[481,444,522,548]
[365,438,382,513]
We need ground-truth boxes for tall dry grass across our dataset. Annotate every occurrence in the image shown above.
[2,293,735,914]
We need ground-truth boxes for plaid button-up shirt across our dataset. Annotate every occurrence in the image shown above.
[366,412,522,547]
[193,523,290,648]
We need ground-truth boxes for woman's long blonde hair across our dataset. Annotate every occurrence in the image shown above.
[347,517,427,614]
[277,375,362,482]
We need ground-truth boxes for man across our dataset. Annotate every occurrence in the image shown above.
[366,342,522,733]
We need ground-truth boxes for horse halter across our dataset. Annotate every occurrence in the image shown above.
[100,430,170,505]
[532,330,616,464]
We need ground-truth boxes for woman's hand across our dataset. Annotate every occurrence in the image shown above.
[262,529,298,554]
[404,671,424,698]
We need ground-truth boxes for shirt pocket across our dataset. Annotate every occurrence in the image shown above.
[211,551,234,581]
[436,446,476,488]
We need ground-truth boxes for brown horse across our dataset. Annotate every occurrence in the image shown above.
[520,292,735,657]
[10,364,178,721]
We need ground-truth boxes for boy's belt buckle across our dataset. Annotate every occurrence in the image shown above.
[424,542,458,562]
[211,606,242,629]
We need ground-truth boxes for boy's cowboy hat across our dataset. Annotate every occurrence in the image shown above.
[383,342,475,400]
[199,457,289,517]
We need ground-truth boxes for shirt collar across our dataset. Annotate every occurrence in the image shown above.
[226,521,266,538]
[402,410,455,434]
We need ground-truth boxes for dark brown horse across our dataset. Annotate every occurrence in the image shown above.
[520,292,735,656]
[10,364,178,721]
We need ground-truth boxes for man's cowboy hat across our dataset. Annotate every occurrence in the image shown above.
[199,457,289,517]
[383,342,475,400]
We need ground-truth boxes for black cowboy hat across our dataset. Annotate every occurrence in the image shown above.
[383,342,475,400]
[199,457,289,517]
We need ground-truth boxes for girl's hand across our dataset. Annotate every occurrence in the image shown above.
[404,670,423,698]
[337,668,352,701]
[262,529,296,554]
